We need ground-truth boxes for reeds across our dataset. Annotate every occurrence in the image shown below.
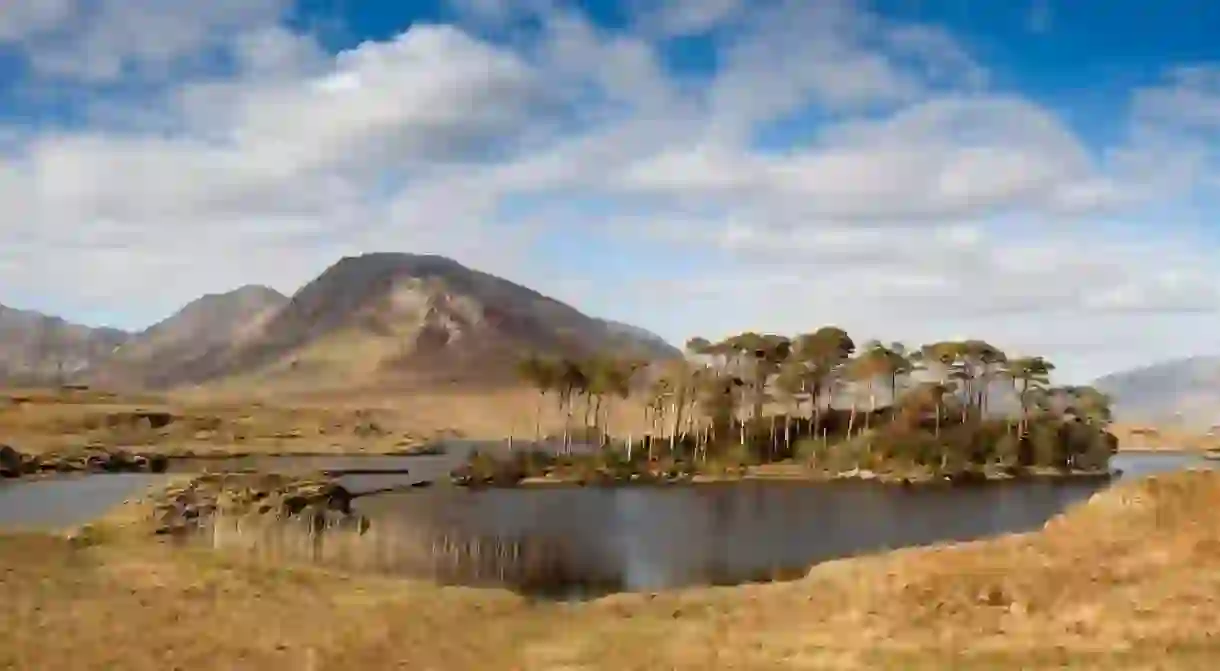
[196,512,621,596]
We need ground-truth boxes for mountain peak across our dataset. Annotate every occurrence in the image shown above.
[1,254,680,390]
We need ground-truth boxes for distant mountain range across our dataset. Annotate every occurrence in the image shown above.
[0,305,128,385]
[0,253,681,391]
[1093,357,1220,430]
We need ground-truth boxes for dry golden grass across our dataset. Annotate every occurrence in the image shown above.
[1110,422,1220,451]
[0,384,656,456]
[4,470,1220,668]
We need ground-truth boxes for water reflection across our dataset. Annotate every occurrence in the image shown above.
[351,479,1098,592]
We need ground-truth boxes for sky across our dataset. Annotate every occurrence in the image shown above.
[1,0,1220,384]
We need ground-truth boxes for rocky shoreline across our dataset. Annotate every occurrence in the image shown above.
[142,472,368,536]
[450,460,1115,489]
[1,444,169,479]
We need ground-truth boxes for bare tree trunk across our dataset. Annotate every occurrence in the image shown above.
[812,383,823,440]
[602,398,612,447]
[769,414,777,459]
[593,395,604,442]
[563,393,574,454]
[866,387,876,430]
[534,392,544,443]
[669,402,678,456]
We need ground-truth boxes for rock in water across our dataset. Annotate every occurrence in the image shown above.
[0,444,22,478]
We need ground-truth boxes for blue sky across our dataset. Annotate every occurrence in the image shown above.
[1,0,1220,382]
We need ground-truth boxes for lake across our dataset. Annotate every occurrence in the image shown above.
[0,451,1211,593]
[350,451,1208,592]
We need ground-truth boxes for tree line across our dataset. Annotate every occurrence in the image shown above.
[516,327,1116,473]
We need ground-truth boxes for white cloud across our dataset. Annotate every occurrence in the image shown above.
[2,0,293,82]
[0,19,547,323]
[616,96,1120,224]
[0,0,74,41]
[631,0,745,37]
[1134,66,1220,130]
[0,0,1218,384]
[704,0,987,140]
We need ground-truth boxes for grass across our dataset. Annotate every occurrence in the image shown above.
[0,386,657,456]
[4,469,1220,668]
[1110,422,1220,451]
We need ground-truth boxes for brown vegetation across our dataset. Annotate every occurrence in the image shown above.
[3,469,1220,669]
[1110,422,1220,451]
[0,384,663,457]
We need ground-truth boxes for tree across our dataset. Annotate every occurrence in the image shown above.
[1061,385,1113,427]
[902,381,953,437]
[1007,356,1055,437]
[864,341,913,410]
[845,346,893,435]
[600,358,643,445]
[792,327,856,439]
[515,354,558,443]
[717,332,791,427]
[555,359,588,453]
[514,324,1111,478]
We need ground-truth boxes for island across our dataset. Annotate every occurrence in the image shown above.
[453,332,1117,487]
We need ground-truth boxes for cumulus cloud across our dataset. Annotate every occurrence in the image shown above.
[630,0,745,37]
[0,0,75,41]
[0,0,1217,382]
[1,0,293,82]
[615,96,1120,222]
[1134,66,1220,130]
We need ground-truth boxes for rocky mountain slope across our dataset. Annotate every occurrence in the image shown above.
[177,253,680,389]
[0,304,129,384]
[89,286,290,388]
[1093,356,1220,429]
[1,254,680,391]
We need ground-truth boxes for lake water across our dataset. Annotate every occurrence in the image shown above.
[0,451,1212,592]
[0,473,169,530]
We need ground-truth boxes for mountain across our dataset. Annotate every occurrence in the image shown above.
[75,253,679,390]
[1093,357,1220,428]
[1093,356,1220,429]
[0,304,130,384]
[90,286,290,388]
[596,319,680,358]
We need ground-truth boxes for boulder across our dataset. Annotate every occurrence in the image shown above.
[0,444,23,478]
[146,454,169,473]
[144,472,362,537]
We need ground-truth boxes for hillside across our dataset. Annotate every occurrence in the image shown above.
[54,253,679,391]
[89,286,289,388]
[597,319,677,355]
[1093,356,1220,430]
[0,304,129,384]
[203,253,680,389]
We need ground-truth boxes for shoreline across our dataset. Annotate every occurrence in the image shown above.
[499,463,1116,489]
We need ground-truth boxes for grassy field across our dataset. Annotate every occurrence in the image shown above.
[1109,422,1220,451]
[3,469,1220,669]
[5,386,1213,459]
[0,386,659,456]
